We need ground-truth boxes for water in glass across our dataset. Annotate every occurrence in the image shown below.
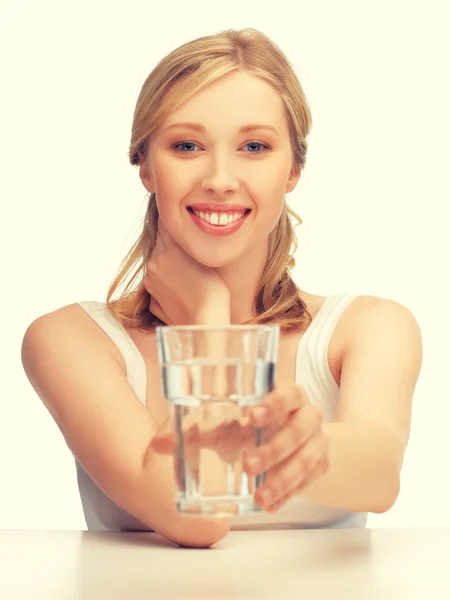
[157,326,279,516]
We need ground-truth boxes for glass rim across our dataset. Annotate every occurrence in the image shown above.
[155,324,279,333]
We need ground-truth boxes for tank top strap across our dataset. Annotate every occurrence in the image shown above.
[76,301,147,405]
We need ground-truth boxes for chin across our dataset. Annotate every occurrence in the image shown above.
[195,256,234,269]
[190,248,240,269]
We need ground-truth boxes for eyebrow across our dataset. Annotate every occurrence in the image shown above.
[162,122,280,137]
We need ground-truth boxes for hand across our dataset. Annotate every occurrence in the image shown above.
[152,416,258,466]
[143,219,230,325]
[243,381,329,512]
[152,416,258,492]
[151,381,329,513]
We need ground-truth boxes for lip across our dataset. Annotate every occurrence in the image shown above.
[188,203,250,213]
[187,207,250,236]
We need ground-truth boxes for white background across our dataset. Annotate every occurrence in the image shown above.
[1,0,448,530]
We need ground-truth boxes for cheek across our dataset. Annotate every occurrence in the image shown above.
[259,168,289,216]
[262,170,289,196]
[152,153,187,196]
[254,187,285,229]
[258,208,284,239]
[152,171,185,219]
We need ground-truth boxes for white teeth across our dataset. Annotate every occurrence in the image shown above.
[191,209,246,226]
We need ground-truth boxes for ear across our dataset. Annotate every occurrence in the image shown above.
[137,151,155,194]
[285,162,301,194]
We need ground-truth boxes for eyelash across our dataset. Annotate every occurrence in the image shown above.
[171,140,271,155]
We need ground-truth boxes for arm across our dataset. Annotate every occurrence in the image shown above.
[298,299,423,513]
[21,306,230,548]
[194,296,231,325]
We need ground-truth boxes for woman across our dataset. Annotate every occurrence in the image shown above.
[21,28,422,548]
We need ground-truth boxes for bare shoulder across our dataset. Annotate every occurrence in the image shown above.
[342,294,385,324]
[341,294,422,353]
[23,303,126,372]
[300,292,421,385]
[299,290,382,332]
[345,294,418,326]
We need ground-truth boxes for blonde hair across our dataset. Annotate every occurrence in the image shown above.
[106,28,313,332]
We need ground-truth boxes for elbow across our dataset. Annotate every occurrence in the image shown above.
[371,477,401,514]
[172,521,231,549]
[175,535,226,549]
[163,516,231,549]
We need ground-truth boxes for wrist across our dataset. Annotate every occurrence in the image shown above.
[194,300,231,326]
[194,312,231,326]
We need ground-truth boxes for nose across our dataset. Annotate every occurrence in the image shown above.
[200,154,240,195]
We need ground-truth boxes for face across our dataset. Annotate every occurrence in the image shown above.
[139,70,301,268]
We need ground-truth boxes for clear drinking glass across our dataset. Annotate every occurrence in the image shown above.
[156,324,279,517]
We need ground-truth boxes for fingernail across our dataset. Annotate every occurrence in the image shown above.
[246,456,261,473]
[260,488,274,505]
[252,406,269,423]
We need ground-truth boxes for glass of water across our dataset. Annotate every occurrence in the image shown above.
[155,324,279,517]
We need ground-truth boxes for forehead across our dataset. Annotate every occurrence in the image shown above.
[157,71,288,135]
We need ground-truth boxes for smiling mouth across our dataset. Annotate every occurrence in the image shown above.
[187,206,251,226]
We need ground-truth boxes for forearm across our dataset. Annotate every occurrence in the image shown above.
[297,420,405,513]
[138,424,231,547]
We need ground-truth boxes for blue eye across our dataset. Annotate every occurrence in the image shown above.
[245,141,269,153]
[172,141,198,152]
[171,141,270,154]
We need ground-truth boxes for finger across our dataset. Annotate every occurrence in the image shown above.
[149,295,159,314]
[142,264,155,294]
[142,272,152,296]
[244,403,324,475]
[265,457,330,513]
[152,423,206,452]
[151,423,199,455]
[152,418,254,460]
[143,252,159,291]
[149,297,169,324]
[254,433,329,509]
[150,432,174,454]
[249,382,308,427]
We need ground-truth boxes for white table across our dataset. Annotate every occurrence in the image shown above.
[0,528,448,599]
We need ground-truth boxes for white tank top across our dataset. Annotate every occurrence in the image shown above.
[74,294,368,531]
